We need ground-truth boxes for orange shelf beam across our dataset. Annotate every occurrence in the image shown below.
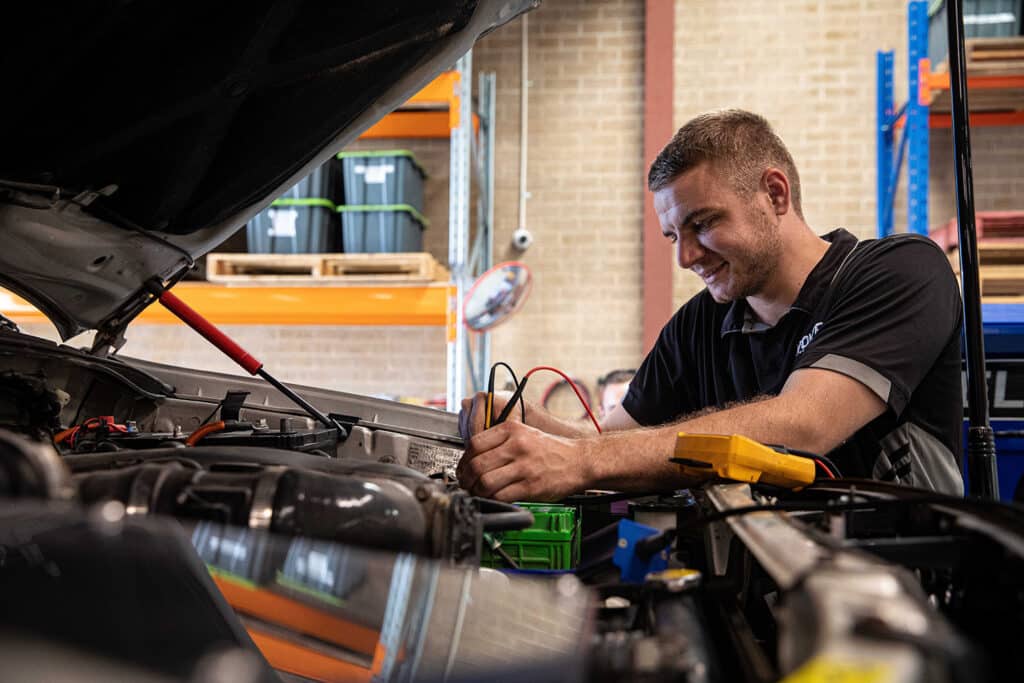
[909,59,1024,128]
[404,70,461,110]
[926,71,1024,91]
[358,71,478,139]
[894,109,1024,129]
[928,111,1024,128]
[361,111,478,139]
[0,282,454,327]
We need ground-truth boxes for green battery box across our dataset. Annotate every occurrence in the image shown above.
[480,502,580,570]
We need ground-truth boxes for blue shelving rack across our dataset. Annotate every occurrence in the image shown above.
[876,0,931,239]
[877,1,1024,239]
[876,1,1024,500]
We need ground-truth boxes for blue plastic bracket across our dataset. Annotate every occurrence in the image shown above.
[612,518,670,583]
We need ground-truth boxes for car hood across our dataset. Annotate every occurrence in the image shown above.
[0,0,533,342]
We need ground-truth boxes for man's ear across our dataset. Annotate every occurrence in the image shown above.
[762,168,791,216]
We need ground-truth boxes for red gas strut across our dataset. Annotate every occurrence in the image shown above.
[146,281,337,431]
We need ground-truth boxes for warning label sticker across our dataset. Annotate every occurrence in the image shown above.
[407,441,462,475]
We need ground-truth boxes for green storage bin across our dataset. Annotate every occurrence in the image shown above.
[480,503,580,570]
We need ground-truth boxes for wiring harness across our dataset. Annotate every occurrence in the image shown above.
[486,363,602,434]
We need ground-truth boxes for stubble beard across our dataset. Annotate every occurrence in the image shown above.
[718,207,783,302]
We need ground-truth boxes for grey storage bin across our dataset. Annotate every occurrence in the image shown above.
[337,150,427,211]
[247,198,339,253]
[338,204,428,253]
[280,161,344,204]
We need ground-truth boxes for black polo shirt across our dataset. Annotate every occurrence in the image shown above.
[622,229,964,494]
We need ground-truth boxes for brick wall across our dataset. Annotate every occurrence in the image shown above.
[17,322,448,399]
[22,1,1022,409]
[672,0,909,303]
[472,0,646,407]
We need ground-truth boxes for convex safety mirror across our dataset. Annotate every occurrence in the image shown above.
[463,261,532,332]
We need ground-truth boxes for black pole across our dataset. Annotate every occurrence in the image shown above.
[946,0,999,499]
[257,368,336,430]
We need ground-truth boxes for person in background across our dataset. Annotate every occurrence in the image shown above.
[596,369,636,420]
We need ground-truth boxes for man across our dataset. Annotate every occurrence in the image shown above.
[597,369,636,419]
[457,110,964,502]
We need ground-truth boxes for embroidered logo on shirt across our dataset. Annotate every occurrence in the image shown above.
[796,322,824,357]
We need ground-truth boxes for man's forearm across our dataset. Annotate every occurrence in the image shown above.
[524,402,590,438]
[578,424,684,491]
[580,394,821,491]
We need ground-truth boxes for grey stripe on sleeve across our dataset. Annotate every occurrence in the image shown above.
[809,353,893,404]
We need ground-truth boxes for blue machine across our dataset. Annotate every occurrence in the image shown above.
[967,304,1024,501]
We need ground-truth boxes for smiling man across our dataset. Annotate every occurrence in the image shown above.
[457,110,965,501]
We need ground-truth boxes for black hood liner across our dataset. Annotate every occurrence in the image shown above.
[2,1,475,235]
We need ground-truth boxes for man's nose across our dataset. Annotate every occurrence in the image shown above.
[676,234,704,269]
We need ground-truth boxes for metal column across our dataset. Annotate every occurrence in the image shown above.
[446,52,472,412]
[907,0,930,236]
[476,72,496,391]
[946,0,999,498]
[876,51,911,238]
[876,50,895,238]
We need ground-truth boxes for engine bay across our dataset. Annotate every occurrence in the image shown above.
[2,327,1024,682]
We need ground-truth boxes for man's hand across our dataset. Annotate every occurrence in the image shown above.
[457,391,522,441]
[456,421,589,502]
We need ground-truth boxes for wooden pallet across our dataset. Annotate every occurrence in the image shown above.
[930,211,1024,250]
[967,37,1024,75]
[950,243,1024,268]
[205,252,449,285]
[979,267,1024,298]
[931,87,1024,112]
[931,37,1024,112]
[953,268,1024,299]
[950,245,1024,298]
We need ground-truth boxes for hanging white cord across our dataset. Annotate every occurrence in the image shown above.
[518,14,529,233]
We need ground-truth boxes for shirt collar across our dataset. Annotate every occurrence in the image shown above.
[720,228,859,337]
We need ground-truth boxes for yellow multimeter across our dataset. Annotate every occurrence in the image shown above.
[671,433,817,489]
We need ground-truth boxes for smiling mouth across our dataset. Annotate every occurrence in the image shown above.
[700,262,726,284]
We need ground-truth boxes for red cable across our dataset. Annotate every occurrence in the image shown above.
[813,458,836,479]
[54,426,79,446]
[540,376,592,419]
[186,420,227,447]
[524,366,602,434]
[57,416,129,449]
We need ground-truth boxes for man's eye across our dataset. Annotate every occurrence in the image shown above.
[665,233,678,244]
